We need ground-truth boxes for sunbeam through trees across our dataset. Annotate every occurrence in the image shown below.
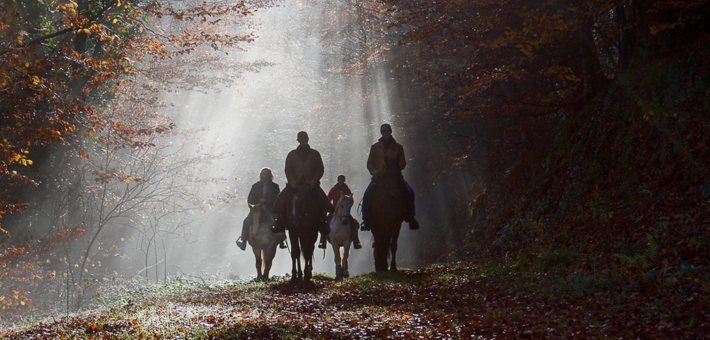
[2,0,710,337]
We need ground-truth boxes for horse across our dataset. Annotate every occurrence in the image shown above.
[370,162,407,272]
[327,193,355,280]
[284,184,322,282]
[247,203,287,281]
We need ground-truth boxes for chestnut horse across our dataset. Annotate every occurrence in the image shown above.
[370,162,407,272]
[285,184,321,282]
[247,203,286,281]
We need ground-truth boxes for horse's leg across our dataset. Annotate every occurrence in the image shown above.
[373,229,389,272]
[289,231,301,282]
[253,246,263,281]
[302,235,314,282]
[331,240,342,281]
[263,245,277,281]
[343,241,350,279]
[297,256,303,281]
[375,241,389,272]
[390,224,401,272]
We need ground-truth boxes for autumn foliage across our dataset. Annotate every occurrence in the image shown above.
[1,0,268,321]
[0,0,709,332]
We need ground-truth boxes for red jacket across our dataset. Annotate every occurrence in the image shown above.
[327,183,352,207]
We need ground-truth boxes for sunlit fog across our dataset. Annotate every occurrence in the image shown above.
[142,0,420,281]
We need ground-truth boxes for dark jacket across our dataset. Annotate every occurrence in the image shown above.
[285,144,325,186]
[247,180,280,209]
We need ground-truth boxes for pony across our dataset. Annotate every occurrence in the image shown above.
[327,193,355,280]
[247,203,287,281]
[370,161,407,272]
[285,184,322,282]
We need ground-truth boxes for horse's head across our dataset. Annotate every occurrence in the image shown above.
[338,194,353,215]
[248,203,261,224]
[337,194,354,217]
[377,162,404,197]
[340,194,354,224]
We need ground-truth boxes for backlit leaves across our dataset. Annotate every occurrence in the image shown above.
[1,0,269,321]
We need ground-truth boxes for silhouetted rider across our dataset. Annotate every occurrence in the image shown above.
[236,167,287,250]
[271,131,333,248]
[326,174,362,249]
[361,123,420,231]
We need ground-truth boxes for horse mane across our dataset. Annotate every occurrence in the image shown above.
[333,195,343,217]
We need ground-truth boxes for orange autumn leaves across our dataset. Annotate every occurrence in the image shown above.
[1,0,260,321]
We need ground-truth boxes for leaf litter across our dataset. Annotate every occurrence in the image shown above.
[2,261,708,339]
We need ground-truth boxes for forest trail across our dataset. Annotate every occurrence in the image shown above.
[3,261,707,339]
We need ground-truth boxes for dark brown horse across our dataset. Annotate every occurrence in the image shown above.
[284,184,321,282]
[370,162,407,272]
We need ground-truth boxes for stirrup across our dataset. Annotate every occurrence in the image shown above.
[353,241,362,249]
[279,241,288,249]
[360,221,370,231]
[318,240,327,249]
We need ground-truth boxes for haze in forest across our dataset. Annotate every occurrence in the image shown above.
[116,0,428,281]
[0,0,472,319]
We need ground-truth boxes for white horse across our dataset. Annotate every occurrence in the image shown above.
[248,203,286,281]
[328,194,355,280]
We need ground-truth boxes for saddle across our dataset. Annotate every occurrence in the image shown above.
[272,183,331,233]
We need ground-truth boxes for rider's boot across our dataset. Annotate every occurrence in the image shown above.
[404,216,420,230]
[402,186,419,230]
[350,217,362,249]
[319,216,330,235]
[352,231,362,249]
[318,233,328,249]
[360,182,374,232]
[360,220,370,231]
[279,240,288,249]
[318,215,330,249]
[236,237,247,251]
[237,217,251,250]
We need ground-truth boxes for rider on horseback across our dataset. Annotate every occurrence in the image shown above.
[326,174,362,249]
[236,168,287,251]
[271,131,333,248]
[361,123,420,231]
